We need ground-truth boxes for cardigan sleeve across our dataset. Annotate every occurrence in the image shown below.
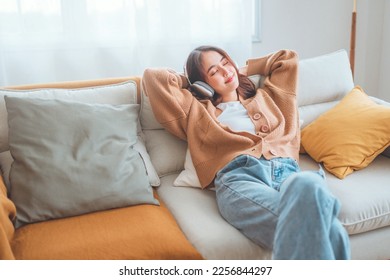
[142,68,194,140]
[246,49,299,97]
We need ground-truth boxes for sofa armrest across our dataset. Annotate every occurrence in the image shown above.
[0,175,16,259]
[370,96,390,158]
[382,147,390,158]
[370,96,390,107]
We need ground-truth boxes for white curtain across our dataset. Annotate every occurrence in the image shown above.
[0,0,252,86]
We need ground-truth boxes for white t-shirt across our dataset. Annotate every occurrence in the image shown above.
[216,101,255,134]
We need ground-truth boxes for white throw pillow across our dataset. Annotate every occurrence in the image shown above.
[173,148,202,188]
[173,148,216,190]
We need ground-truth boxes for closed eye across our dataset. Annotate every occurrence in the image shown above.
[210,69,218,76]
[208,57,229,76]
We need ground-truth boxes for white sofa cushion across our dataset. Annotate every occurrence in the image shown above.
[298,101,339,128]
[297,49,355,129]
[139,91,164,130]
[297,49,354,107]
[299,154,390,235]
[140,88,187,177]
[157,174,271,260]
[142,130,186,177]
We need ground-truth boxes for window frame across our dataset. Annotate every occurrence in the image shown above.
[252,0,262,42]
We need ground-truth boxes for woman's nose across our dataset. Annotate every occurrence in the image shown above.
[221,67,230,77]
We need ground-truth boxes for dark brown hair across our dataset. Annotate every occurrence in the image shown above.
[185,45,256,105]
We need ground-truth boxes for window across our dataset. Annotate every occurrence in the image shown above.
[0,0,255,86]
[252,0,262,42]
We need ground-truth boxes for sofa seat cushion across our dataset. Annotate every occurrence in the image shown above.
[157,157,390,259]
[11,192,202,260]
[156,174,271,260]
[299,154,390,235]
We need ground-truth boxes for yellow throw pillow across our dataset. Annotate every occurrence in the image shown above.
[301,86,390,179]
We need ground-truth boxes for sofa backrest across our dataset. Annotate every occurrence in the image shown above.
[0,77,140,153]
[298,49,354,107]
[297,49,354,128]
[139,89,187,178]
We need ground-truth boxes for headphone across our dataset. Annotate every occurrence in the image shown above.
[183,65,214,98]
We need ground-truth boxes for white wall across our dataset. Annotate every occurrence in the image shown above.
[354,0,386,101]
[252,0,389,101]
[378,1,390,101]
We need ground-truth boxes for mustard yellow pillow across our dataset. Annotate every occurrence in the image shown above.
[301,86,390,179]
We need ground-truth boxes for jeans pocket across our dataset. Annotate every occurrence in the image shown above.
[271,158,300,189]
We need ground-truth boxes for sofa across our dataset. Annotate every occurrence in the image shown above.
[0,77,202,260]
[1,49,389,260]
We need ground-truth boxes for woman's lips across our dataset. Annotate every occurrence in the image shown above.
[225,75,234,83]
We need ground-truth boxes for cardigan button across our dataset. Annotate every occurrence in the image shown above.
[253,113,261,120]
[260,125,269,132]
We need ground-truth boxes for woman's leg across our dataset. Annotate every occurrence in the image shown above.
[214,155,285,249]
[215,155,350,259]
[273,171,351,259]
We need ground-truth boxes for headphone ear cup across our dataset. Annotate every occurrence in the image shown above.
[191,81,214,98]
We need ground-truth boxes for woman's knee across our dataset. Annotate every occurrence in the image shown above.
[281,171,336,207]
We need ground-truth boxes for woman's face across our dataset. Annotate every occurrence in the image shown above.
[201,51,239,102]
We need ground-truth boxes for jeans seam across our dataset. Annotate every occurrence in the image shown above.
[218,182,279,218]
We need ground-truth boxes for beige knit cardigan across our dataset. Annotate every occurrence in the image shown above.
[142,49,299,188]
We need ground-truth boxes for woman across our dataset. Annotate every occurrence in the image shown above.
[142,45,350,259]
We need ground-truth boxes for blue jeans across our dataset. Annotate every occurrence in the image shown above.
[214,155,351,260]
